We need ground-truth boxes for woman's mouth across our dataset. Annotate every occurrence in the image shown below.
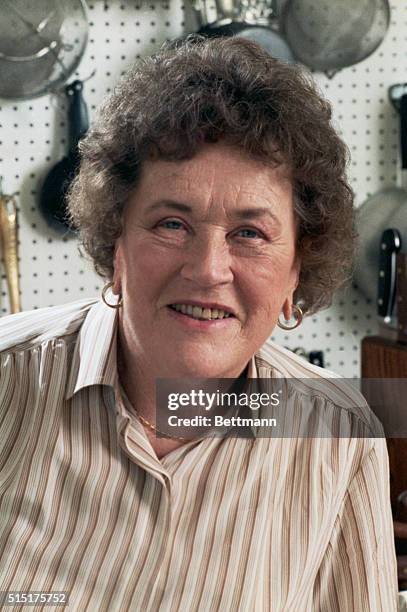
[168,303,234,321]
[166,304,236,329]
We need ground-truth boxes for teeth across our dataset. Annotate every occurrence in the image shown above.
[192,306,201,319]
[171,304,231,320]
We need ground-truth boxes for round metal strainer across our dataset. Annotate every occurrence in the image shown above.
[0,0,88,100]
[280,0,390,75]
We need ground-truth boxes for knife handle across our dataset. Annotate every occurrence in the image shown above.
[0,195,21,313]
[401,93,407,171]
[377,228,402,320]
[397,253,407,344]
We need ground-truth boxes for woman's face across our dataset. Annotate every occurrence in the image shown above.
[113,142,300,378]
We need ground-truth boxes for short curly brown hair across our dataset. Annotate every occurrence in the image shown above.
[68,35,355,316]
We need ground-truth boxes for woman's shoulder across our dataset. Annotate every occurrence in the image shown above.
[256,340,341,379]
[0,297,99,355]
[255,339,384,439]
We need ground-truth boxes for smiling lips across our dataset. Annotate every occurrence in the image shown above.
[169,303,234,321]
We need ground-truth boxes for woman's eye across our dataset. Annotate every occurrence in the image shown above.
[158,219,185,231]
[236,228,263,239]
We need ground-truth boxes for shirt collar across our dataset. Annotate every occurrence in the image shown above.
[65,299,119,400]
[247,353,258,378]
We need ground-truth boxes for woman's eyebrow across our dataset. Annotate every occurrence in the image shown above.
[147,200,191,213]
[147,199,281,224]
[233,207,280,222]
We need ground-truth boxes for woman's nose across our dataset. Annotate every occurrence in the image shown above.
[180,232,234,287]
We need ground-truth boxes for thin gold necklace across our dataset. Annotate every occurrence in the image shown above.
[119,381,190,440]
[134,409,190,441]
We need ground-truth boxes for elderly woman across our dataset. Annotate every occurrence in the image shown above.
[0,36,398,611]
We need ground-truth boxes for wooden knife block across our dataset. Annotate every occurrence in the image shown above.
[361,336,407,513]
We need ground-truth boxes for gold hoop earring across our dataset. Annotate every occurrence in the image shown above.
[277,304,303,330]
[102,281,123,309]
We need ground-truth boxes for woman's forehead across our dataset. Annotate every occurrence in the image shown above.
[137,143,293,203]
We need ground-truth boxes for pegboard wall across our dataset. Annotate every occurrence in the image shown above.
[0,0,406,377]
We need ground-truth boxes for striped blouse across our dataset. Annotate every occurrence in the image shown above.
[0,298,398,611]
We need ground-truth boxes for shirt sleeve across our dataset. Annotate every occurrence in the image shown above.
[312,438,399,611]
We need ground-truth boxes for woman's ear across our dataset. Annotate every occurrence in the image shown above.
[282,298,293,322]
[282,257,301,321]
[111,241,123,295]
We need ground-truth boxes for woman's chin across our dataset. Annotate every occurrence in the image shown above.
[165,354,230,379]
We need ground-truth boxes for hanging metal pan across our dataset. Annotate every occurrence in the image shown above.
[188,0,295,63]
[280,0,390,75]
[39,79,89,234]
